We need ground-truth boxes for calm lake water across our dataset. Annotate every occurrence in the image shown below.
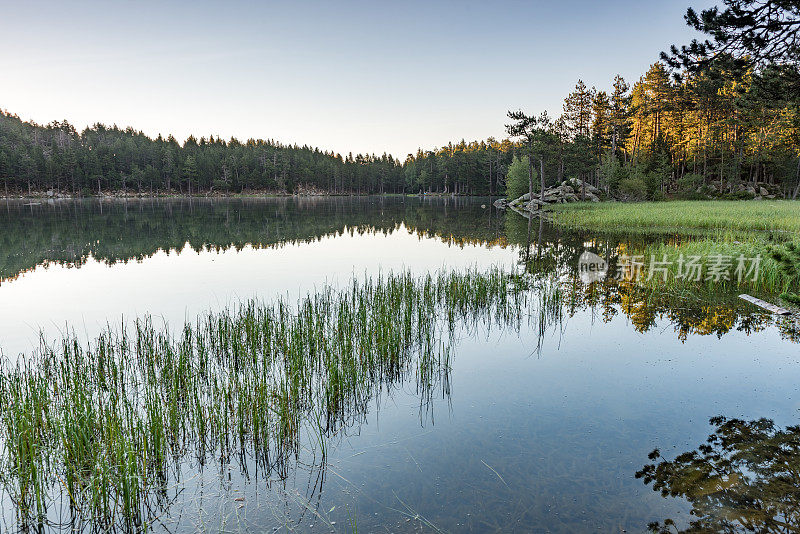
[1,197,798,533]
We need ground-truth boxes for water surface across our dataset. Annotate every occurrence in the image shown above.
[1,197,797,533]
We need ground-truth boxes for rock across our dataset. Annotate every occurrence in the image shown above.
[508,193,533,207]
[567,178,600,195]
[759,187,769,196]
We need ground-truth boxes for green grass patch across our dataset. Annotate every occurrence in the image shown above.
[548,200,800,234]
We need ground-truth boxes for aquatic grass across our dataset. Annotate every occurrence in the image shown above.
[0,268,559,531]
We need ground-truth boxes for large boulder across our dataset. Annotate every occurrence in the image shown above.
[566,178,600,195]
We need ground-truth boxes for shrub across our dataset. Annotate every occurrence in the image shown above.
[676,173,703,193]
[506,155,534,200]
[674,190,708,200]
[212,179,231,191]
[781,292,800,306]
[619,176,648,200]
[722,190,756,200]
[599,151,627,193]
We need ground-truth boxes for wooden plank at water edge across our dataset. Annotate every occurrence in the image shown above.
[739,294,793,316]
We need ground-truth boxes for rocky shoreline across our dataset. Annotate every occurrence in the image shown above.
[494,177,787,215]
[494,178,602,213]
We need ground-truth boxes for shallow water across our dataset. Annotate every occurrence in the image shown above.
[0,197,798,533]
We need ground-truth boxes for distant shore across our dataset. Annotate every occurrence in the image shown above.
[0,190,485,201]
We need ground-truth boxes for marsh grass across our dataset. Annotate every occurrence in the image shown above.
[541,201,796,293]
[548,200,800,234]
[0,269,559,531]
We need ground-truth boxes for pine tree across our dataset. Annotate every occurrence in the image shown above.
[610,75,631,159]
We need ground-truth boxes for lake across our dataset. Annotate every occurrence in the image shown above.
[0,196,798,533]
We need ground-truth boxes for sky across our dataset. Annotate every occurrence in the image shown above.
[0,0,713,158]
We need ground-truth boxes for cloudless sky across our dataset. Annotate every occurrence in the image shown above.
[0,0,713,158]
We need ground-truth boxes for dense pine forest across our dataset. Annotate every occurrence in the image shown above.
[1,1,798,199]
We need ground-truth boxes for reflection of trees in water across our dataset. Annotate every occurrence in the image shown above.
[505,215,800,532]
[565,280,784,341]
[5,197,788,345]
[504,212,798,343]
[0,197,507,284]
[637,416,800,533]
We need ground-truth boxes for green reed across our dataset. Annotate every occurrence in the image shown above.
[0,268,558,531]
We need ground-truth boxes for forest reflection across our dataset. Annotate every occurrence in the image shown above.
[506,211,799,343]
[1,197,796,343]
[637,416,800,533]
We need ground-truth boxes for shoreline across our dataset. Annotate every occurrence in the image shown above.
[0,191,488,201]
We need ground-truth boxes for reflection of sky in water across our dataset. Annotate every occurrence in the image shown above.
[150,310,798,533]
[0,225,517,357]
[1,199,798,532]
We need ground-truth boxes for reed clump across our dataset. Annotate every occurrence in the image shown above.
[0,268,557,530]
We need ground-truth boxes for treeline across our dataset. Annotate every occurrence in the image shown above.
[1,0,798,199]
[0,108,522,197]
[2,57,797,199]
[405,60,800,200]
[502,62,800,202]
[0,112,407,196]
[3,63,796,200]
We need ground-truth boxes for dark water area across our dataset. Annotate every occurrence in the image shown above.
[0,197,798,533]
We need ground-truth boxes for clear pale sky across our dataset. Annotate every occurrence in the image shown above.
[0,0,711,158]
